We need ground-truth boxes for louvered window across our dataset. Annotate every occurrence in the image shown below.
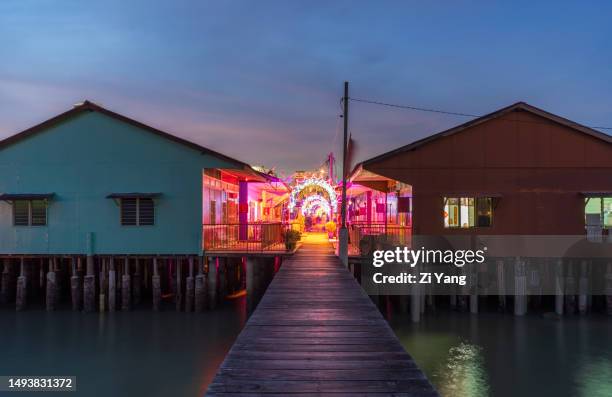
[139,198,155,225]
[121,197,155,226]
[31,200,47,225]
[13,200,47,226]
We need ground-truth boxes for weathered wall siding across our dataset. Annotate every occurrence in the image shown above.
[0,111,237,254]
[366,111,612,235]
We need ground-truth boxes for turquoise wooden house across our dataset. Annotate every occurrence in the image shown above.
[0,101,264,257]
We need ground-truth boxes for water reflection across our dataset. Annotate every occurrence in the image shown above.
[435,341,489,397]
[576,357,612,397]
[389,312,612,397]
[0,297,247,396]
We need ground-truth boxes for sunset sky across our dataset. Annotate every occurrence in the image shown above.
[1,1,611,175]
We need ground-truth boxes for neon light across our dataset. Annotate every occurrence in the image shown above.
[289,178,337,211]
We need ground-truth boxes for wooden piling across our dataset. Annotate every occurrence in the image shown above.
[555,259,564,315]
[605,262,612,315]
[70,256,82,311]
[528,259,542,310]
[2,259,14,304]
[108,257,116,312]
[83,255,96,312]
[121,257,131,311]
[39,258,45,298]
[240,257,246,290]
[195,256,206,312]
[143,259,149,290]
[219,258,227,300]
[470,263,478,314]
[208,257,218,310]
[185,256,195,312]
[175,257,183,311]
[410,265,420,323]
[133,258,142,305]
[152,257,161,311]
[578,260,588,315]
[565,261,577,314]
[16,257,27,311]
[456,271,468,312]
[99,258,106,312]
[246,257,256,312]
[514,257,527,316]
[496,259,506,312]
[410,285,420,323]
[117,257,123,303]
[46,258,58,311]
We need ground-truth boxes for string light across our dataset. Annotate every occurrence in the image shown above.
[289,177,337,211]
[301,195,332,216]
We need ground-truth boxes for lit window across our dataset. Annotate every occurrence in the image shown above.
[444,197,492,228]
[585,197,612,229]
[13,200,47,226]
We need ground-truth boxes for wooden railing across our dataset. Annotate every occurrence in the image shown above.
[348,223,412,256]
[203,223,289,253]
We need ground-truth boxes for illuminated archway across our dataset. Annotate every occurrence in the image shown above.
[289,178,337,212]
[301,195,332,216]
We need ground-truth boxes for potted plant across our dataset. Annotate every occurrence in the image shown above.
[325,221,336,239]
[284,229,302,251]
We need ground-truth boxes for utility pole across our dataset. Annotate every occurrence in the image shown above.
[339,81,349,267]
[328,152,335,182]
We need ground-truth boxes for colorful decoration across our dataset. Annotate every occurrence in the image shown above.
[289,177,337,212]
[300,195,332,216]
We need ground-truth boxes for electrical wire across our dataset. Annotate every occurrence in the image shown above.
[349,97,612,131]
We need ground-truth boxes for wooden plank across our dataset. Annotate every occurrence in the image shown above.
[211,368,427,381]
[206,236,438,396]
[228,343,407,353]
[208,379,438,394]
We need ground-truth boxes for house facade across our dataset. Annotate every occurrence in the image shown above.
[0,101,275,256]
[350,102,612,257]
[361,103,612,233]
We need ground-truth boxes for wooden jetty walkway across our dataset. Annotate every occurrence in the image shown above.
[207,233,438,396]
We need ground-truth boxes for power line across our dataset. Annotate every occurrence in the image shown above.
[350,97,480,118]
[349,97,612,131]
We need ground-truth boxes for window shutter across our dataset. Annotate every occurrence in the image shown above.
[121,198,137,225]
[13,201,29,226]
[138,198,155,225]
[30,200,47,226]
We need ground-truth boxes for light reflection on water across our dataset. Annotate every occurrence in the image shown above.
[3,296,612,397]
[389,312,612,397]
[436,341,489,397]
[575,356,612,397]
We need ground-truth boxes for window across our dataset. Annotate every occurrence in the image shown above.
[444,197,492,228]
[121,198,155,226]
[209,200,216,225]
[13,200,47,226]
[585,197,612,229]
